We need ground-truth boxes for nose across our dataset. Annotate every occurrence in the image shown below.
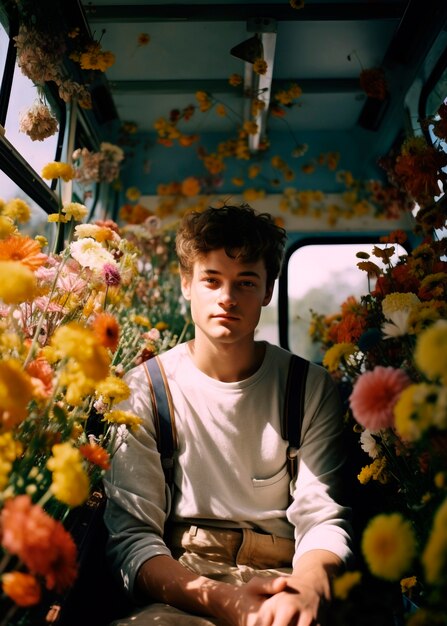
[218,284,237,308]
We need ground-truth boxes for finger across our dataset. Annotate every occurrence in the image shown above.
[249,576,289,597]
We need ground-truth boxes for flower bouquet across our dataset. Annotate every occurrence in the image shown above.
[0,193,189,625]
[309,127,447,623]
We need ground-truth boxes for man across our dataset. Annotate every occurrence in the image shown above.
[104,204,353,626]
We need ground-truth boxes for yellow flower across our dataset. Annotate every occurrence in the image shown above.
[0,215,16,239]
[361,513,417,581]
[125,186,141,201]
[2,198,31,223]
[47,442,90,507]
[357,457,388,485]
[41,161,75,181]
[96,376,131,406]
[332,570,362,600]
[103,409,143,431]
[0,261,36,304]
[59,362,97,406]
[74,224,115,243]
[394,383,441,441]
[50,322,110,381]
[0,360,34,430]
[47,214,68,223]
[0,431,23,489]
[155,321,169,331]
[422,498,447,585]
[322,343,357,373]
[414,320,447,383]
[62,202,88,221]
[382,292,420,319]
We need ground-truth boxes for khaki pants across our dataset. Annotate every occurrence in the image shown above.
[111,524,294,626]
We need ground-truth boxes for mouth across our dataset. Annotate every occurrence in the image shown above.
[212,314,239,321]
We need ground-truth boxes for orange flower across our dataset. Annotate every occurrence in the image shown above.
[0,236,47,270]
[79,441,111,470]
[26,356,54,399]
[2,572,41,607]
[1,495,78,593]
[181,176,201,197]
[92,312,120,352]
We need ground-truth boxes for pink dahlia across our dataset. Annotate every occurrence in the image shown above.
[349,366,411,432]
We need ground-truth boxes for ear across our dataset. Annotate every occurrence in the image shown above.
[180,271,192,301]
[262,282,274,306]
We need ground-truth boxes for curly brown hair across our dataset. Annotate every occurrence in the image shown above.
[175,204,287,287]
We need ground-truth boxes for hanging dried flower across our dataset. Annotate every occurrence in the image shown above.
[359,68,388,100]
[253,58,268,75]
[18,101,59,142]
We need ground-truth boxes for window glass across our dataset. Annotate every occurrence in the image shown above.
[4,62,59,181]
[282,242,406,362]
[0,20,8,92]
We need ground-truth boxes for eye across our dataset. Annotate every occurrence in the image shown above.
[239,280,256,287]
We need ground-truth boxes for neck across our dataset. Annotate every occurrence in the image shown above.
[187,335,266,382]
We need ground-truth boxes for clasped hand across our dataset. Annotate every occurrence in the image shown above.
[222,574,327,626]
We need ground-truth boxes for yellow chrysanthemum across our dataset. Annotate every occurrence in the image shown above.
[414,320,447,384]
[422,498,447,585]
[62,202,88,221]
[50,322,110,381]
[322,343,357,373]
[0,261,36,304]
[47,442,90,507]
[41,161,75,181]
[394,383,441,441]
[59,361,97,406]
[382,292,420,319]
[2,198,31,223]
[0,215,16,239]
[361,513,417,581]
[96,377,131,406]
[103,409,143,431]
[332,570,362,600]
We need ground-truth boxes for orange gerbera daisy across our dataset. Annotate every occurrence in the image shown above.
[0,236,47,271]
[79,441,111,470]
[92,312,120,352]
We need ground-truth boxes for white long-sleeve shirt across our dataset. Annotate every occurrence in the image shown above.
[104,342,353,597]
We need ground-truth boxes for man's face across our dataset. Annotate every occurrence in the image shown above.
[181,248,273,345]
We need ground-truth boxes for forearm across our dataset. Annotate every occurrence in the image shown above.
[292,549,343,600]
[136,554,239,619]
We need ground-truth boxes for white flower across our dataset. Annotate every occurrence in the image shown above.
[70,238,117,272]
[360,429,380,458]
[382,309,411,339]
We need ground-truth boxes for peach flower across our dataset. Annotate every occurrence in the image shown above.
[349,366,411,432]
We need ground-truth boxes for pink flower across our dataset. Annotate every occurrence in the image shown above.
[102,263,121,286]
[349,366,411,432]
